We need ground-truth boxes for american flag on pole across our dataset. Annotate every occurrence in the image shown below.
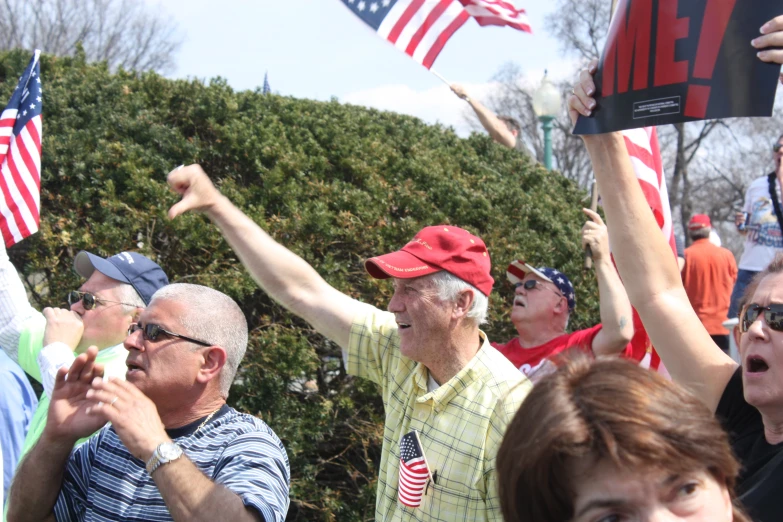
[458,0,531,32]
[398,430,431,508]
[340,0,470,69]
[0,50,42,247]
[622,126,676,376]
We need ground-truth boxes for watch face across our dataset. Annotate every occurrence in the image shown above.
[159,443,182,461]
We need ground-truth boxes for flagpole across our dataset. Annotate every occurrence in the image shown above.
[584,179,600,270]
[429,68,452,87]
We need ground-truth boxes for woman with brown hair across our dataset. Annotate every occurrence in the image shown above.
[498,355,749,522]
[560,13,783,521]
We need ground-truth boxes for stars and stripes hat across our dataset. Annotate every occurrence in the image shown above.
[507,260,576,311]
[365,225,494,296]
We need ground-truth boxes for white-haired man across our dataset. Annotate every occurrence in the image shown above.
[7,283,290,522]
[164,165,530,521]
[492,209,634,381]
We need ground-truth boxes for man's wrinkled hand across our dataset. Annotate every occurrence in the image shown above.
[42,307,84,350]
[44,346,107,444]
[167,164,223,219]
[581,208,610,262]
[86,377,168,462]
[567,60,599,129]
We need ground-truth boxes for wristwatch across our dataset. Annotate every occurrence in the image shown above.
[146,442,184,475]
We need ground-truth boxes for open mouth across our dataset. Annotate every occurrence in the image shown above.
[513,297,526,308]
[747,356,769,374]
[398,322,411,329]
[126,361,144,373]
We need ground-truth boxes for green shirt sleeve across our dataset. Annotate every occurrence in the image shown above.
[16,313,47,383]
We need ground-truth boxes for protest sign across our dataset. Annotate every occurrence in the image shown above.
[574,0,783,135]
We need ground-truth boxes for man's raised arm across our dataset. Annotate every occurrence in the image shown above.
[581,208,634,356]
[167,165,364,349]
[567,63,737,411]
[450,84,518,149]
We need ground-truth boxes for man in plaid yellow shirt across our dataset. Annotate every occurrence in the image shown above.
[166,165,532,521]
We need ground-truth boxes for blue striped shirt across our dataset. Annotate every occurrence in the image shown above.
[53,407,290,521]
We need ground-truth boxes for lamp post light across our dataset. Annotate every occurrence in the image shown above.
[532,70,562,171]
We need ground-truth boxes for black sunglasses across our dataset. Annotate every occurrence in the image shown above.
[67,290,137,311]
[740,304,783,333]
[514,279,564,298]
[774,143,783,153]
[128,323,212,347]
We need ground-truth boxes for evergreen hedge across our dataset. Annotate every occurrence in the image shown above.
[0,49,600,520]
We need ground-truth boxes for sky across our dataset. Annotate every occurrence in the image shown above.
[153,1,577,136]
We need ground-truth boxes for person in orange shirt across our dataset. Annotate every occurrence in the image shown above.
[682,214,738,353]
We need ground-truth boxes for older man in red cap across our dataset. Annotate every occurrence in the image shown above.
[682,214,738,353]
[164,165,530,522]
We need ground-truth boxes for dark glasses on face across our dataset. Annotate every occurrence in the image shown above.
[774,143,783,153]
[128,323,212,347]
[514,279,564,298]
[67,290,136,311]
[740,304,783,333]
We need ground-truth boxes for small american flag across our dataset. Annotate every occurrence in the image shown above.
[340,0,470,69]
[459,0,531,32]
[623,126,675,376]
[0,50,42,247]
[398,430,431,508]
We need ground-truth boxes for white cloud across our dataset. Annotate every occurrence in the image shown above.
[341,57,580,137]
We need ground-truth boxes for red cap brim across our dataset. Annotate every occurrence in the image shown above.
[365,250,441,280]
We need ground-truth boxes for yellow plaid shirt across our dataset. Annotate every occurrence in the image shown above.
[346,307,531,521]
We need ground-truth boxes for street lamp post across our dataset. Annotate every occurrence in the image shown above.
[532,70,562,171]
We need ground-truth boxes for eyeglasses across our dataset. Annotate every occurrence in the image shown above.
[127,323,212,347]
[740,304,783,333]
[774,143,783,153]
[67,290,137,311]
[514,279,564,299]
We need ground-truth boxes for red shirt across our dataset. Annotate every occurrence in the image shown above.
[682,238,738,335]
[491,324,604,378]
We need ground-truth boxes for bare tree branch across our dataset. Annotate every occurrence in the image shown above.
[0,0,182,73]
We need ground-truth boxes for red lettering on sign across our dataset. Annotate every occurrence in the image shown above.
[685,0,737,117]
[602,0,653,96]
[654,0,689,87]
[693,0,737,79]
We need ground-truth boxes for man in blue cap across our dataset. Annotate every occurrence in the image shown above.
[0,246,168,459]
[491,209,634,381]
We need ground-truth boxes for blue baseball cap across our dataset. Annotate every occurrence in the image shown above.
[73,251,169,306]
[507,260,576,311]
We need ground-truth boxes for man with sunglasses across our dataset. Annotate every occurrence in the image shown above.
[491,209,634,381]
[7,283,290,522]
[729,135,783,320]
[0,248,168,463]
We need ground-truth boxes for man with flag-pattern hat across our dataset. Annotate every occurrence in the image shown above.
[491,209,634,381]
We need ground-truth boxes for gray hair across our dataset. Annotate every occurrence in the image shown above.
[150,283,248,398]
[426,271,489,326]
[688,227,711,241]
[114,283,146,314]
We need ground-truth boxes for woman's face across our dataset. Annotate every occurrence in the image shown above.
[739,272,783,412]
[570,459,732,522]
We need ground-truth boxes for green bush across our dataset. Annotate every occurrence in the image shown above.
[0,49,600,520]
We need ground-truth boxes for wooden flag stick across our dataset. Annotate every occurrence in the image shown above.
[429,68,452,87]
[584,179,600,270]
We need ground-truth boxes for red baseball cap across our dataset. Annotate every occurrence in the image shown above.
[364,225,494,296]
[688,214,711,230]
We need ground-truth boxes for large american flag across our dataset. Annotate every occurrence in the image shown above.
[341,0,470,69]
[459,0,531,32]
[622,127,676,376]
[398,430,431,508]
[0,50,42,247]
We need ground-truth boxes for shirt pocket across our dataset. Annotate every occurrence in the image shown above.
[420,482,487,521]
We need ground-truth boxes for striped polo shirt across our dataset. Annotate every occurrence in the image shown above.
[54,406,290,521]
